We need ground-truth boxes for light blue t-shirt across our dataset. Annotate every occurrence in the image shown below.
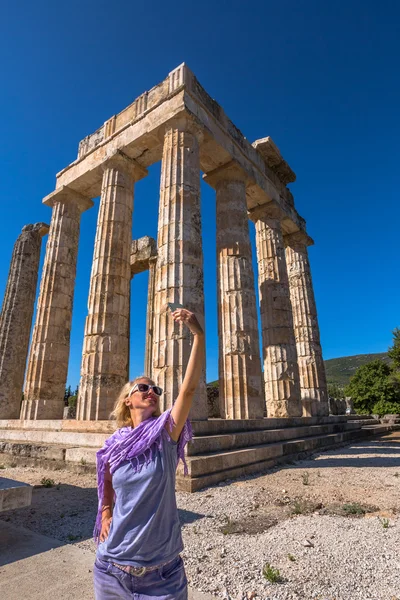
[97,429,183,567]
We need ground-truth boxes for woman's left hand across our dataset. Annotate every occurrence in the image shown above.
[99,516,112,542]
[172,308,204,337]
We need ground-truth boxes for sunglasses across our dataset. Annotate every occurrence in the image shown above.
[129,383,163,396]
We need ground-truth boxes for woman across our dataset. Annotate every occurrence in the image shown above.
[93,307,204,600]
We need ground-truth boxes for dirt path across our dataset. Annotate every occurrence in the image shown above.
[1,433,399,600]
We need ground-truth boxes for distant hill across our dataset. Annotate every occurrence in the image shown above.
[208,352,391,389]
[324,353,391,387]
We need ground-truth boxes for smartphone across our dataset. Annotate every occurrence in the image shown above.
[168,302,184,312]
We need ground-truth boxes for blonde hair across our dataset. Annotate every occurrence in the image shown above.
[110,376,161,428]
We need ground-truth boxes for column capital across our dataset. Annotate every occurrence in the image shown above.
[203,160,247,189]
[22,223,50,237]
[163,114,204,143]
[248,200,284,223]
[284,230,314,248]
[43,186,94,213]
[101,150,148,182]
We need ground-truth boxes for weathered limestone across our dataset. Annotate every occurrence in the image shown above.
[0,478,32,512]
[145,256,157,377]
[130,236,157,278]
[0,224,49,418]
[284,232,329,416]
[129,236,158,377]
[77,152,147,421]
[204,163,263,419]
[252,137,296,186]
[22,189,93,420]
[152,119,207,420]
[250,203,302,417]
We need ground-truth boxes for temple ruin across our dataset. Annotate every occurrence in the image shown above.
[1,64,374,491]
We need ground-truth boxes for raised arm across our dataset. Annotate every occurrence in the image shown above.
[168,309,205,442]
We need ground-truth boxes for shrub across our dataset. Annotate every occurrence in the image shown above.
[371,399,400,417]
[342,502,365,515]
[41,477,55,488]
[290,499,318,515]
[262,563,282,583]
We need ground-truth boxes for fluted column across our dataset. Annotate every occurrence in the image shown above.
[250,203,302,417]
[204,163,263,419]
[152,119,207,420]
[0,223,49,418]
[144,256,157,377]
[285,232,328,416]
[77,152,147,420]
[22,188,93,420]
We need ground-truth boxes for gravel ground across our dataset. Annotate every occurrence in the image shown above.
[1,433,400,600]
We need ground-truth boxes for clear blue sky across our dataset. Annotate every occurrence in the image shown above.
[1,0,399,388]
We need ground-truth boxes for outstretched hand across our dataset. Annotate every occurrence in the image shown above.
[171,308,204,336]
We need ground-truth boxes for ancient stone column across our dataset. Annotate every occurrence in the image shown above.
[204,163,263,419]
[284,231,329,416]
[152,119,207,420]
[144,256,157,377]
[0,223,49,419]
[77,152,147,421]
[129,236,158,379]
[250,203,302,417]
[22,188,93,420]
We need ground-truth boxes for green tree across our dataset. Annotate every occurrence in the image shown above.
[344,359,399,414]
[327,383,345,400]
[388,327,400,369]
[64,385,72,406]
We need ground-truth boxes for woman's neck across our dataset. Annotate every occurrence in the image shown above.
[130,409,153,428]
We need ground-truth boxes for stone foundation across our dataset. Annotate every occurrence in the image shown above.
[0,415,396,492]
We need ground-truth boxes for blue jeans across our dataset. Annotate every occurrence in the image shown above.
[94,556,188,600]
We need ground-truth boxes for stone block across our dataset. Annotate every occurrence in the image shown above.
[0,478,32,512]
[65,447,98,464]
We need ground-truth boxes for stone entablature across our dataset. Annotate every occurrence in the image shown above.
[56,64,304,236]
[252,137,296,186]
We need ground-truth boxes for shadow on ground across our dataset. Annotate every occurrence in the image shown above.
[0,481,205,564]
[0,520,63,566]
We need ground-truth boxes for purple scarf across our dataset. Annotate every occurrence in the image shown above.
[94,409,192,542]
